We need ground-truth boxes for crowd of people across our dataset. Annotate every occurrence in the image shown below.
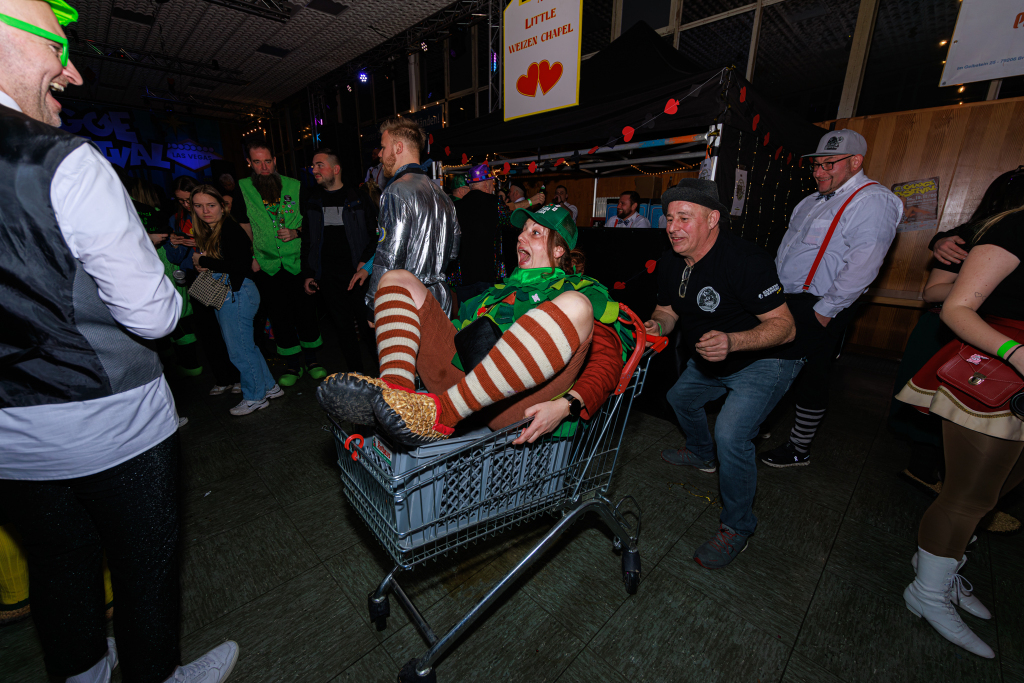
[1,1,1022,681]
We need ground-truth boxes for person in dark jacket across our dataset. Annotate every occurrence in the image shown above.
[301,148,377,374]
[190,185,281,416]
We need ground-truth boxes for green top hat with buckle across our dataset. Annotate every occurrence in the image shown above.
[510,204,578,249]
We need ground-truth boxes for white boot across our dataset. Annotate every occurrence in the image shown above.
[905,547,995,658]
[912,551,992,619]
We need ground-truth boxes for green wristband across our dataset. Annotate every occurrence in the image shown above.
[656,321,664,336]
[997,340,1020,359]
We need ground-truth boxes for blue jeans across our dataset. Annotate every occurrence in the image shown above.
[215,279,275,401]
[666,357,804,536]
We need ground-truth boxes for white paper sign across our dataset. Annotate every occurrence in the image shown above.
[503,0,582,122]
[698,156,718,182]
[940,0,1024,86]
[730,168,748,217]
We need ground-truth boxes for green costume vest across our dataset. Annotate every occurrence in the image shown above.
[239,175,302,275]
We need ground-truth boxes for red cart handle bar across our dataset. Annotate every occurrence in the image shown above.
[615,303,668,396]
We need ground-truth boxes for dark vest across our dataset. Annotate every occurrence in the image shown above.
[0,104,163,409]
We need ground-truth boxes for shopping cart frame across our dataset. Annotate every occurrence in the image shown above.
[331,305,668,682]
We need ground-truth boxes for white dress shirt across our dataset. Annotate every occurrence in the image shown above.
[0,89,181,480]
[775,170,902,319]
[605,212,652,228]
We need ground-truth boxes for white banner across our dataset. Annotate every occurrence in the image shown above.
[503,0,582,122]
[940,0,1024,86]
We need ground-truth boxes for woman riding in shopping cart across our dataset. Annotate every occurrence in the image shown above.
[318,203,635,447]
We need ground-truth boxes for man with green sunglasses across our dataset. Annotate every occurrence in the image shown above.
[1,1,239,682]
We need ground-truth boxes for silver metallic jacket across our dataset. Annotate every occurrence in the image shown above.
[366,165,461,315]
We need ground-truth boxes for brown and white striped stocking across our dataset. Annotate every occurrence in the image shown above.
[438,301,580,427]
[373,285,420,391]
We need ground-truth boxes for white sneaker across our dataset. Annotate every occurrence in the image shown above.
[166,641,238,682]
[66,637,117,683]
[178,416,189,428]
[265,384,284,399]
[209,385,231,396]
[229,398,268,416]
[230,383,242,394]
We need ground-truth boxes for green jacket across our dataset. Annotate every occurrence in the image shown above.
[239,175,302,275]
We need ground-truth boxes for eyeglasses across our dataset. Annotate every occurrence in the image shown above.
[0,14,69,67]
[808,155,853,173]
[679,265,693,299]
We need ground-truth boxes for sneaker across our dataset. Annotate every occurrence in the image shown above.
[693,524,750,569]
[66,638,118,683]
[230,383,242,394]
[278,367,304,387]
[178,416,189,428]
[661,447,718,473]
[265,383,284,399]
[209,385,231,396]
[307,363,328,380]
[229,398,269,416]
[168,641,238,682]
[759,441,810,468]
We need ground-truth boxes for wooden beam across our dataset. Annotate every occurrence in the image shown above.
[836,0,881,119]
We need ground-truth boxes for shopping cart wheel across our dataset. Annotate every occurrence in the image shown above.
[398,660,437,682]
[621,547,641,595]
[368,593,390,631]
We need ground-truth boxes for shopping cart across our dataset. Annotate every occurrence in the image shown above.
[330,305,668,682]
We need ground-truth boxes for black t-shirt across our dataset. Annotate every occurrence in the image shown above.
[656,230,788,376]
[229,186,248,224]
[973,211,1024,320]
[453,189,499,285]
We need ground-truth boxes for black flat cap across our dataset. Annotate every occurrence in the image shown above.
[660,178,728,217]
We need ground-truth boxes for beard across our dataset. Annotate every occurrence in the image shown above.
[252,171,282,203]
[382,151,397,178]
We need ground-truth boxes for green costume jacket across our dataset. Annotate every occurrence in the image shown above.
[239,175,302,275]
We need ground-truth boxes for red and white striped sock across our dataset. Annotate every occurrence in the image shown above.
[374,285,420,391]
[439,301,580,427]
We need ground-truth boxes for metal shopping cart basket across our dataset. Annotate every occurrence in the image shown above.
[330,305,668,682]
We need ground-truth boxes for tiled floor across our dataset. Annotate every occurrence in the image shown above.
[2,352,1022,683]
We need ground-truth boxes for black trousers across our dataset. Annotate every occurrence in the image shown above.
[252,268,321,359]
[192,298,240,386]
[318,271,373,374]
[0,435,182,682]
[785,295,862,411]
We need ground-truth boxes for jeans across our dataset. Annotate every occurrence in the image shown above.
[215,278,275,401]
[667,357,804,536]
[0,435,181,682]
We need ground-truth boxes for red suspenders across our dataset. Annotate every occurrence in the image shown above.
[801,182,878,292]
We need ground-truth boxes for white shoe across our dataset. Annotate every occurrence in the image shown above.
[66,637,118,683]
[229,398,269,416]
[166,641,238,682]
[265,383,284,399]
[178,416,189,428]
[209,385,231,396]
[230,383,242,394]
[904,547,995,658]
[912,550,992,619]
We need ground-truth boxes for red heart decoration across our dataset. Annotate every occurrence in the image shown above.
[538,60,563,95]
[752,114,760,131]
[428,134,434,145]
[763,131,770,146]
[555,157,565,167]
[645,260,657,274]
[786,153,793,164]
[739,86,746,103]
[588,146,599,155]
[664,99,678,115]
[774,146,783,160]
[528,161,537,173]
[445,146,451,157]
[502,162,511,174]
[613,282,626,290]
[461,153,469,164]
[622,126,635,142]
[516,63,540,98]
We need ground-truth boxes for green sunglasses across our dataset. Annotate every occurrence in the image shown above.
[0,14,70,67]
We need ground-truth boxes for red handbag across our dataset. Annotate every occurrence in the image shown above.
[936,342,1024,408]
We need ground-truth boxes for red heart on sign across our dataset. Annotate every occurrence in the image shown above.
[461,153,469,164]
[613,282,626,290]
[645,260,657,274]
[622,126,635,142]
[538,60,563,95]
[588,146,599,155]
[528,161,537,173]
[664,99,678,115]
[516,63,540,97]
[503,162,511,174]
[445,146,451,157]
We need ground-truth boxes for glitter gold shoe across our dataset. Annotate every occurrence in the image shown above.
[371,388,454,447]
[317,372,394,425]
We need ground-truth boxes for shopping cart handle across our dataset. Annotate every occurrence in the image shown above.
[344,434,364,461]
[615,304,667,395]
